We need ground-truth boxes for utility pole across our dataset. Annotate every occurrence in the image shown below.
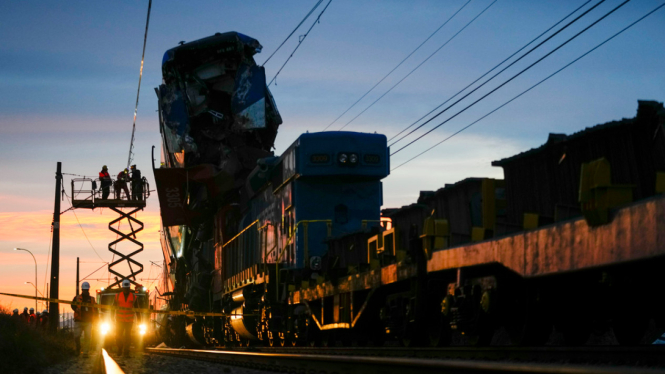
[49,162,61,331]
[76,257,80,296]
[46,283,49,312]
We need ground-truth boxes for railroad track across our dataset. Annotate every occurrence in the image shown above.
[224,346,665,365]
[146,346,665,374]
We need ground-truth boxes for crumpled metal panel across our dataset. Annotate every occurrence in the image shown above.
[232,63,266,129]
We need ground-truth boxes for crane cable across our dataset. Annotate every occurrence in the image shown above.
[321,0,472,131]
[391,2,665,171]
[388,0,593,146]
[262,0,324,66]
[337,0,498,131]
[268,0,333,87]
[126,0,153,169]
[390,0,630,157]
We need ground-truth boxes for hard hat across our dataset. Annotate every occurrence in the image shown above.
[131,164,136,169]
[81,281,90,290]
[124,168,129,172]
[122,279,131,288]
[29,308,34,312]
[23,307,28,311]
[42,310,48,314]
[102,165,108,170]
[37,312,41,315]
[13,309,18,313]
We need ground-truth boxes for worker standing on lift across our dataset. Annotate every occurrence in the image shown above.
[99,165,112,200]
[130,165,142,200]
[114,279,137,357]
[114,169,130,200]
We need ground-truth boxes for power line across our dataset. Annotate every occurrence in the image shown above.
[388,0,593,147]
[267,0,333,87]
[321,0,472,131]
[337,0,498,131]
[63,192,107,263]
[390,0,630,157]
[392,1,665,171]
[262,0,324,66]
[127,0,153,169]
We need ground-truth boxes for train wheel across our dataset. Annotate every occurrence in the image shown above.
[613,314,649,345]
[429,295,452,347]
[506,304,552,346]
[507,320,551,346]
[427,316,452,347]
[561,322,591,346]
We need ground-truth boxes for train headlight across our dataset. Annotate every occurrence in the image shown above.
[338,153,348,164]
[139,323,147,336]
[349,153,358,164]
[101,322,111,336]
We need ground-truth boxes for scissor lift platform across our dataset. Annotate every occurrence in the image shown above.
[71,177,150,289]
[72,198,147,209]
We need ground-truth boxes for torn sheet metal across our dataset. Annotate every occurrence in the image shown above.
[156,31,281,175]
[232,63,266,129]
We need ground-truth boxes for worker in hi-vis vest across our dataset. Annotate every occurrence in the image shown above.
[71,281,98,358]
[113,279,138,357]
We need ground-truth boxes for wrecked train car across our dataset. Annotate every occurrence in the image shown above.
[153,32,282,342]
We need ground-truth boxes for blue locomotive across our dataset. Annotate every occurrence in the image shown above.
[215,132,389,345]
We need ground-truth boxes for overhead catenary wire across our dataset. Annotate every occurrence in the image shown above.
[388,0,594,147]
[262,0,324,66]
[391,1,665,171]
[321,0,472,131]
[390,0,630,157]
[63,191,107,263]
[337,0,498,131]
[126,0,153,169]
[267,0,333,87]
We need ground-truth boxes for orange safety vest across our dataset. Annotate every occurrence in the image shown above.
[73,294,97,322]
[115,292,136,323]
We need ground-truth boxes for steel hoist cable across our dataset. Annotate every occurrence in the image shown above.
[126,0,152,169]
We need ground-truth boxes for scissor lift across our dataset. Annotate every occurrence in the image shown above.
[71,177,150,289]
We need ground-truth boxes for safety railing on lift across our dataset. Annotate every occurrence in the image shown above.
[71,177,150,209]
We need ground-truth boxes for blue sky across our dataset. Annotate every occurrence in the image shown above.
[0,0,663,306]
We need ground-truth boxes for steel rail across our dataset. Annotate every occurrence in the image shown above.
[221,345,665,364]
[146,347,665,374]
[93,348,125,374]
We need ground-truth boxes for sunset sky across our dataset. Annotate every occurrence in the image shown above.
[1,0,663,308]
